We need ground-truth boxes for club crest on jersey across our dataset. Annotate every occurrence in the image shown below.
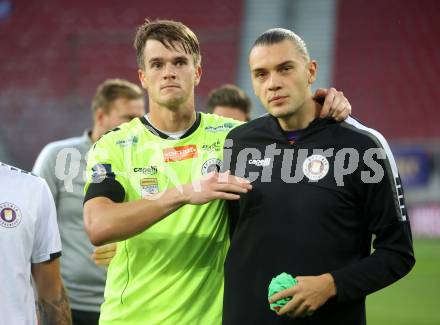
[303,155,329,181]
[201,158,223,175]
[140,178,159,197]
[0,202,22,228]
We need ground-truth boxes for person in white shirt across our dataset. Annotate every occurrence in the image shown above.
[0,162,71,325]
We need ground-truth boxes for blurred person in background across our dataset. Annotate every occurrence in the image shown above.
[207,84,252,122]
[32,79,145,325]
[0,162,71,325]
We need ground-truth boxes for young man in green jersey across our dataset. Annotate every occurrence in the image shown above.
[83,20,351,324]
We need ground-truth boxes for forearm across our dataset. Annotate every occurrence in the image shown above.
[330,222,415,302]
[319,273,337,299]
[84,186,189,245]
[36,285,71,325]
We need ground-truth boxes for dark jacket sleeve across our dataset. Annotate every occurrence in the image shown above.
[330,146,415,302]
[223,131,240,239]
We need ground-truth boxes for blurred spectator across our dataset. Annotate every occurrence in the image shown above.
[207,84,251,121]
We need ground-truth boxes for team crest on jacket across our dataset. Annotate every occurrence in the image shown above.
[303,155,329,181]
[201,158,223,175]
[0,202,22,228]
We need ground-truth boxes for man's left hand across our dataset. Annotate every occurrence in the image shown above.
[92,242,117,267]
[269,273,337,318]
[314,87,352,121]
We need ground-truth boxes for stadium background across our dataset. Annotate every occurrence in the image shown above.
[0,0,439,323]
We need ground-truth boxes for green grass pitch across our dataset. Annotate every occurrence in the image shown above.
[367,238,440,325]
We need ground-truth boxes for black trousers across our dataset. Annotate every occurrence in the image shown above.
[72,309,100,325]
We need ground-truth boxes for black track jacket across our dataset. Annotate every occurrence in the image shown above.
[222,115,415,325]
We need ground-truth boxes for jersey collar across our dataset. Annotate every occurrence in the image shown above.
[140,112,201,140]
[268,114,336,144]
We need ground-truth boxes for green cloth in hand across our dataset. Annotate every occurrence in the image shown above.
[268,272,298,312]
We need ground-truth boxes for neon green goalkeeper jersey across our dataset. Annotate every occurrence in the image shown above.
[85,113,241,325]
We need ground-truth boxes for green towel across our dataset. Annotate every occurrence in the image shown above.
[268,272,298,312]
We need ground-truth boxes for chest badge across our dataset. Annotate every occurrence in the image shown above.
[201,158,223,175]
[0,202,22,228]
[303,155,329,181]
[140,178,159,197]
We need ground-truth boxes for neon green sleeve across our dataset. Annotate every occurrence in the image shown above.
[84,132,129,198]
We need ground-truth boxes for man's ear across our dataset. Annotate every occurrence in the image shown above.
[94,107,105,126]
[138,69,148,90]
[308,60,318,84]
[194,65,202,86]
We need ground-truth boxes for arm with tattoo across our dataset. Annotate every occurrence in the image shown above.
[32,259,72,325]
[36,285,71,325]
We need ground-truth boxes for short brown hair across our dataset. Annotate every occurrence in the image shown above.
[91,78,144,114]
[133,19,201,70]
[207,84,251,117]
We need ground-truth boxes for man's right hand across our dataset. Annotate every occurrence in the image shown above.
[183,171,252,205]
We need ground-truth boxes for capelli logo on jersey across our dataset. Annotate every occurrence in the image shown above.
[163,145,198,162]
[133,166,158,175]
[248,158,271,167]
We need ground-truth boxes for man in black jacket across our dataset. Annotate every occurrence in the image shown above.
[222,28,415,325]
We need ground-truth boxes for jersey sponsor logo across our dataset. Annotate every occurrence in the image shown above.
[163,145,198,162]
[140,178,159,197]
[91,164,113,183]
[303,154,329,181]
[115,136,139,147]
[201,139,222,152]
[0,202,22,228]
[133,166,158,175]
[204,122,236,133]
[248,158,271,167]
[201,158,223,175]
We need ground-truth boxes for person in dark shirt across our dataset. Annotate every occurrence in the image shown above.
[222,28,415,325]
